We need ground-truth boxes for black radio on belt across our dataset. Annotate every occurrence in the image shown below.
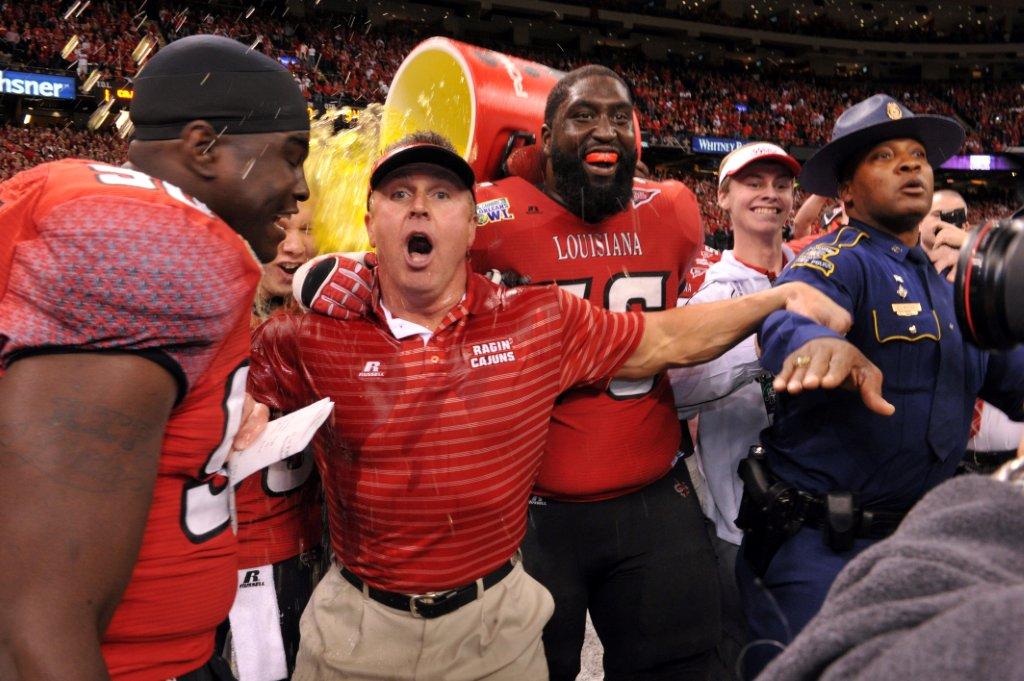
[823,492,856,552]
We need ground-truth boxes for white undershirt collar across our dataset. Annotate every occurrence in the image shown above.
[379,302,434,345]
[379,295,467,345]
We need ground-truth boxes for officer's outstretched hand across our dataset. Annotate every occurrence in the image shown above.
[774,338,895,416]
[293,252,376,320]
[778,282,852,335]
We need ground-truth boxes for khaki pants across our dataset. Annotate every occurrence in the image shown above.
[294,562,553,681]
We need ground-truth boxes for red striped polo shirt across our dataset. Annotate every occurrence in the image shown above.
[248,269,644,592]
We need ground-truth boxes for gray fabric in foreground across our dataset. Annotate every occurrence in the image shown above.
[759,474,1024,681]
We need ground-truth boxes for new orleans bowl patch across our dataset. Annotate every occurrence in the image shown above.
[476,197,515,226]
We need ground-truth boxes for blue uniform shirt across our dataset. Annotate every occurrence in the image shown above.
[758,219,1024,511]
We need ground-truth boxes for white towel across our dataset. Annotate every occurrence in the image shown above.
[228,565,288,681]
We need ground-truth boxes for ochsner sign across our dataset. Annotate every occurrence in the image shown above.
[0,70,76,100]
[691,135,745,155]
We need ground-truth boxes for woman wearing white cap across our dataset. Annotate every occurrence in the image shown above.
[669,141,801,680]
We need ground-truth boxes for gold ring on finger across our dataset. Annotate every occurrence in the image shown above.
[794,355,811,368]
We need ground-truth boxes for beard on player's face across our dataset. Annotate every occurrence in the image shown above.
[551,143,637,224]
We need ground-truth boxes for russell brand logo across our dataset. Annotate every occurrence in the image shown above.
[239,569,266,588]
[358,360,385,378]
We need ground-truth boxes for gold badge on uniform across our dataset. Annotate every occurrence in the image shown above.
[892,302,922,316]
[887,102,903,120]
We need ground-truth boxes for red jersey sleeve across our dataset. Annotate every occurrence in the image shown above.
[555,287,644,393]
[665,180,704,284]
[0,188,257,401]
[681,245,722,300]
[248,312,311,413]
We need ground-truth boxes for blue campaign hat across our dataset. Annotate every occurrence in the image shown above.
[799,93,965,198]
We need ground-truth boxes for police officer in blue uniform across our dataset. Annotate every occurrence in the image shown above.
[734,93,1024,678]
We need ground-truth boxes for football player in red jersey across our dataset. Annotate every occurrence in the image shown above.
[469,65,717,681]
[0,35,309,681]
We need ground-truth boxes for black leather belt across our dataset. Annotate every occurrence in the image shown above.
[339,559,515,619]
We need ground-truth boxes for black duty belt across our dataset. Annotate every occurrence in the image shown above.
[738,450,909,554]
[339,559,515,619]
[797,491,906,539]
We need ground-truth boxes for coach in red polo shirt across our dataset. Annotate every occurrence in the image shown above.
[248,131,859,681]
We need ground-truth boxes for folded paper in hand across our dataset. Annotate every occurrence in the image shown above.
[228,397,334,486]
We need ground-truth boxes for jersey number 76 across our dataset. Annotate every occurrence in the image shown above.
[556,272,669,399]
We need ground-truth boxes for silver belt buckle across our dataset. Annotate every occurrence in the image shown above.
[409,588,458,617]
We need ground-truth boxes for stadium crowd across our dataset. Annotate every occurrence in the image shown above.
[665,171,1014,249]
[0,1,155,81]
[554,0,1024,44]
[0,123,125,180]
[2,1,1023,151]
[0,1,1020,232]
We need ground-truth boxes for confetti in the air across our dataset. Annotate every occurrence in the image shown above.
[87,99,114,131]
[81,70,102,92]
[132,35,156,66]
[240,157,257,180]
[114,110,134,139]
[60,35,80,61]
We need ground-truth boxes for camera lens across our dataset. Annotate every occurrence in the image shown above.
[955,219,1024,350]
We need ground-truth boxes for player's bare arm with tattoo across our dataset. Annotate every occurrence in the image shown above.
[0,355,267,681]
[0,355,176,680]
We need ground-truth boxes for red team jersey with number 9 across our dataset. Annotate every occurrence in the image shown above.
[234,435,320,568]
[236,310,321,570]
[471,176,702,500]
[0,159,261,680]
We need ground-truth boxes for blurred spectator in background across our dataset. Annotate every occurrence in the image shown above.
[916,190,1024,476]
